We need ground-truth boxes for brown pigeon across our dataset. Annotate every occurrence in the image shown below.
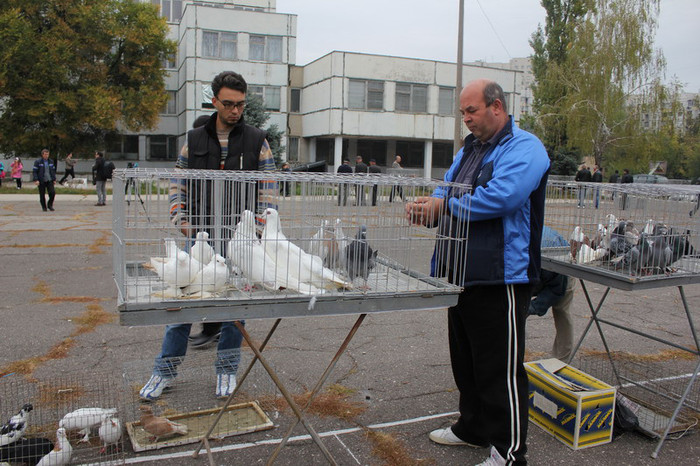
[138,406,188,442]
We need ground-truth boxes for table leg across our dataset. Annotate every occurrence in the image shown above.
[267,314,367,464]
[568,280,611,364]
[193,318,282,462]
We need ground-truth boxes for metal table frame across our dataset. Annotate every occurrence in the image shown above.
[192,315,366,465]
[542,256,700,458]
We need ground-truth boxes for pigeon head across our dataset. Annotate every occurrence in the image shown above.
[357,225,368,240]
[56,427,67,438]
[22,403,33,412]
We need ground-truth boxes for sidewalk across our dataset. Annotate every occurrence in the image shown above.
[0,194,697,465]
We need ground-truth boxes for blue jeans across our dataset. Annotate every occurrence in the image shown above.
[152,321,244,377]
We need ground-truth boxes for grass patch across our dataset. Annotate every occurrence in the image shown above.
[270,385,366,421]
[366,430,435,466]
[71,304,116,335]
[581,348,698,362]
[88,232,111,254]
[36,382,87,409]
[0,339,76,377]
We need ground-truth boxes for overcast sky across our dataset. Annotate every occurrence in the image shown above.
[277,0,700,93]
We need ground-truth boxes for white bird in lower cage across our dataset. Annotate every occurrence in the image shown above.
[190,231,214,264]
[262,208,350,289]
[229,210,321,295]
[98,415,122,454]
[35,428,72,466]
[0,403,32,447]
[59,407,118,443]
[309,219,331,262]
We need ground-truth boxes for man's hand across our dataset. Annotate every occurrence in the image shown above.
[35,181,39,186]
[405,196,444,226]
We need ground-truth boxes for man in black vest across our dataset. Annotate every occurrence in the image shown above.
[140,71,276,402]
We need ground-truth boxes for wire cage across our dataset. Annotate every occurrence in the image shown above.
[542,180,700,289]
[112,169,468,326]
[0,373,126,465]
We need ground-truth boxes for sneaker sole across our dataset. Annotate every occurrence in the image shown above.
[428,432,488,448]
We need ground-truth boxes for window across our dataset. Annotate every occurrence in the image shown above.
[151,0,182,22]
[348,80,384,110]
[290,88,301,113]
[249,35,283,62]
[438,87,455,115]
[162,91,177,115]
[396,83,427,113]
[105,134,139,160]
[162,52,176,70]
[287,137,299,161]
[432,142,455,168]
[148,135,178,160]
[395,140,425,168]
[203,31,238,59]
[248,86,282,111]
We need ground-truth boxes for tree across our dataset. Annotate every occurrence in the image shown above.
[243,94,285,166]
[529,0,592,157]
[0,0,175,158]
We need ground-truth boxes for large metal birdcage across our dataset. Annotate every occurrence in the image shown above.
[112,169,469,326]
[542,180,700,289]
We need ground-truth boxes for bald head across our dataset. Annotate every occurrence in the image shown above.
[460,79,509,142]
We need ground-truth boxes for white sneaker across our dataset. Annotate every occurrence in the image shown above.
[429,427,487,448]
[475,446,507,466]
[216,374,237,398]
[139,374,173,401]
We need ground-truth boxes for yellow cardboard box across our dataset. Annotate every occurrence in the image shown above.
[526,359,616,450]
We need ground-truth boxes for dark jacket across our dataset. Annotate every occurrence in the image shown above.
[92,157,106,182]
[621,173,633,183]
[575,168,592,182]
[32,158,56,182]
[592,170,603,182]
[337,163,352,174]
[354,162,368,174]
[368,164,381,174]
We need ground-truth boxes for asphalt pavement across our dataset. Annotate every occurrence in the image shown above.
[0,192,698,465]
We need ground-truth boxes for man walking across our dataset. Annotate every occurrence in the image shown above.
[337,159,352,206]
[575,164,592,207]
[32,149,56,212]
[354,155,368,206]
[140,70,276,401]
[389,155,404,202]
[591,164,603,208]
[408,79,549,466]
[59,153,77,185]
[368,158,381,206]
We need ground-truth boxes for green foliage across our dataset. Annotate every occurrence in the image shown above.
[244,94,285,166]
[0,0,175,158]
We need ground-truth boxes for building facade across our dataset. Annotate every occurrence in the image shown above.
[112,0,524,179]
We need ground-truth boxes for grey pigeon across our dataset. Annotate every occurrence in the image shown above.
[0,404,32,447]
[345,225,378,288]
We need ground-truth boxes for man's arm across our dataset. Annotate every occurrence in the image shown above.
[169,143,191,235]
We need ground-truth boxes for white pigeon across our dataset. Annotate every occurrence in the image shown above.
[182,253,229,295]
[262,208,349,289]
[0,403,32,447]
[605,214,618,233]
[643,218,655,235]
[59,407,118,443]
[36,428,72,466]
[150,238,201,288]
[308,219,330,261]
[228,210,321,295]
[190,231,215,264]
[331,218,350,271]
[98,415,122,454]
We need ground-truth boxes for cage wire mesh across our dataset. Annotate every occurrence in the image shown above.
[573,355,699,439]
[543,180,700,285]
[0,372,126,465]
[121,348,278,453]
[113,168,467,325]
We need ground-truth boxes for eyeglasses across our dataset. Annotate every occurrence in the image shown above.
[218,99,246,110]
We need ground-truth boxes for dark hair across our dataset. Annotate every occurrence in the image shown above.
[370,159,376,163]
[193,114,210,128]
[96,151,103,157]
[211,71,247,97]
[41,148,49,155]
[483,81,508,113]
[127,162,134,169]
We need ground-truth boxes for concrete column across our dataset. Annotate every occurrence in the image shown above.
[333,136,343,169]
[139,135,147,162]
[308,138,316,163]
[423,140,433,179]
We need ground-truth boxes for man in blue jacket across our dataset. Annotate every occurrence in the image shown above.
[32,149,56,212]
[408,79,549,465]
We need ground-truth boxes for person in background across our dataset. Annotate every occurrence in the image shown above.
[10,157,23,189]
[389,155,404,202]
[575,164,591,208]
[354,155,368,206]
[527,226,575,362]
[32,149,57,211]
[280,162,292,197]
[140,70,276,401]
[59,152,77,185]
[608,169,620,200]
[620,168,633,210]
[408,79,549,466]
[591,164,603,209]
[92,151,107,206]
[0,159,4,187]
[337,159,352,206]
[368,158,381,206]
